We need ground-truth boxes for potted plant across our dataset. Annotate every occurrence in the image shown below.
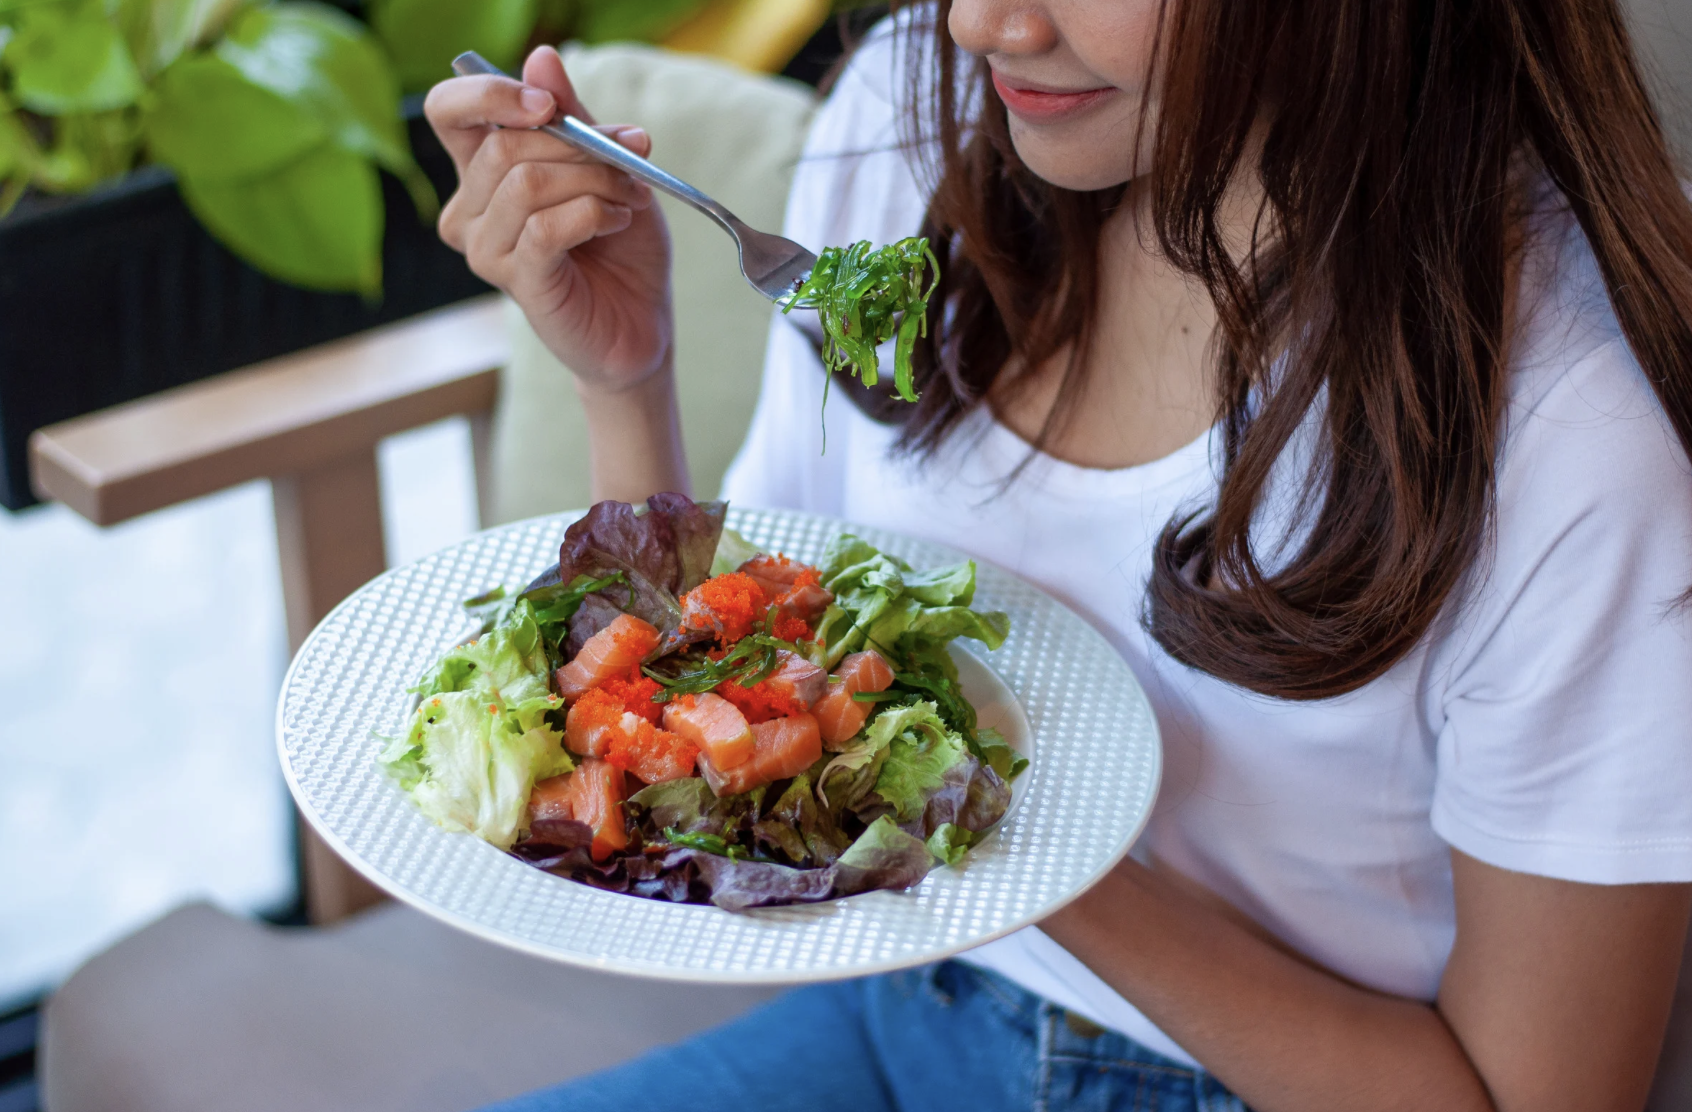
[0,0,837,510]
[0,0,477,509]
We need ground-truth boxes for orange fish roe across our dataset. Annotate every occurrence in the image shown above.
[772,615,814,643]
[596,667,664,723]
[715,677,811,725]
[610,617,656,656]
[604,717,700,783]
[680,572,769,645]
[568,687,626,732]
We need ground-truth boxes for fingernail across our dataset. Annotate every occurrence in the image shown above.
[520,87,554,115]
[614,126,648,147]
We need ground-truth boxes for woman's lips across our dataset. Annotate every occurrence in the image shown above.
[990,70,1116,122]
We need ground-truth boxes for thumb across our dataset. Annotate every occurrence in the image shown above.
[521,45,594,125]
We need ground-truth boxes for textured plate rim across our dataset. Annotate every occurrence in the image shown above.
[277,508,1162,984]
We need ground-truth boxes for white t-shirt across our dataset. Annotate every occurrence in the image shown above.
[720,18,1692,1067]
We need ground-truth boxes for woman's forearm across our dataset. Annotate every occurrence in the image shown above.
[575,360,689,504]
[1041,861,1495,1112]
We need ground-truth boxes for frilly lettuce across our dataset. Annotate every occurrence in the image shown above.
[813,536,1009,668]
[380,691,572,849]
[381,598,574,849]
[870,703,971,822]
[413,599,552,704]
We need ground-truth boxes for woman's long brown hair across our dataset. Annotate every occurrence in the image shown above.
[862,0,1692,700]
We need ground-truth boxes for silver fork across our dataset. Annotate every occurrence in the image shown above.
[451,51,817,302]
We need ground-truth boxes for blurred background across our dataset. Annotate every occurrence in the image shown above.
[2,1,1690,1111]
[0,2,878,1108]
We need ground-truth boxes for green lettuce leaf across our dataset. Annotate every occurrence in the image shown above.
[709,527,762,578]
[465,571,625,669]
[815,535,1008,667]
[382,690,572,849]
[628,777,715,832]
[975,727,1028,782]
[411,599,552,705]
[925,822,973,866]
[871,704,969,823]
[761,774,851,866]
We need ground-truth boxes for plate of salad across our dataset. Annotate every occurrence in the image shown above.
[277,499,1160,982]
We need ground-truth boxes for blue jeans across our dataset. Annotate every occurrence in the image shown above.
[480,961,1248,1112]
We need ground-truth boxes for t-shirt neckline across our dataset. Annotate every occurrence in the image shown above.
[960,410,1220,503]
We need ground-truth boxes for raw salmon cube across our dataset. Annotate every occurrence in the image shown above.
[679,572,768,645]
[527,759,627,860]
[662,692,755,769]
[563,689,628,758]
[814,651,897,748]
[555,614,660,702]
[737,554,814,596]
[697,712,822,797]
[605,715,699,784]
[527,772,576,823]
[740,555,833,626]
[763,649,827,708]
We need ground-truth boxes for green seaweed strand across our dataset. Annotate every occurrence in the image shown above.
[778,237,940,404]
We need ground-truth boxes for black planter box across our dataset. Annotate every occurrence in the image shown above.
[0,103,491,511]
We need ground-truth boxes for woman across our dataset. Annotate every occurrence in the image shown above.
[424,1,1692,1108]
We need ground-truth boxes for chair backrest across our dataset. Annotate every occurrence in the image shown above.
[489,43,817,524]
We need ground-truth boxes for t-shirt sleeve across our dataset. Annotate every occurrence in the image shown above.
[1430,337,1692,884]
[720,14,932,512]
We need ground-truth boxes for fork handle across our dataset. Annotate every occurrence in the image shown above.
[451,52,744,238]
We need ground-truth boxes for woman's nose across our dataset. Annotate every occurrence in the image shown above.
[948,0,1061,58]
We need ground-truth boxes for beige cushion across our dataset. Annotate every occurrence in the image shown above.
[490,44,817,523]
[40,901,779,1112]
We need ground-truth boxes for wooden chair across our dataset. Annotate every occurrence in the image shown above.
[30,296,507,922]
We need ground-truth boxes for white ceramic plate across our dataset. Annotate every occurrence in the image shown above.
[278,506,1160,984]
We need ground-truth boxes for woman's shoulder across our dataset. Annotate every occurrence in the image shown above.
[1441,179,1692,686]
[1502,180,1690,520]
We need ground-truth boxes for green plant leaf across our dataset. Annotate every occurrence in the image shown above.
[146,51,325,180]
[573,0,708,44]
[369,0,536,94]
[8,6,144,114]
[112,0,251,77]
[177,142,383,295]
[216,2,436,216]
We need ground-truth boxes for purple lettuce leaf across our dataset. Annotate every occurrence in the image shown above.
[521,495,726,656]
[957,761,1011,833]
[643,492,726,594]
[527,811,935,911]
[557,496,726,597]
[828,814,937,897]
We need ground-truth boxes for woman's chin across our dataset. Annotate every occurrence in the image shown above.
[1009,130,1139,193]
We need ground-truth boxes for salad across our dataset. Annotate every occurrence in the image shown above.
[379,495,1022,911]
